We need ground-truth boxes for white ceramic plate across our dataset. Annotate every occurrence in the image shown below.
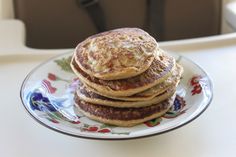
[20,51,213,140]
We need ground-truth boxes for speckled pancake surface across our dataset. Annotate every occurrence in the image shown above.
[74,28,159,80]
[71,52,175,97]
[85,63,183,101]
[74,94,176,127]
[76,79,176,108]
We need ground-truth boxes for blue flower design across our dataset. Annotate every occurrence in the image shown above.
[163,95,187,119]
[29,92,57,112]
[173,98,182,111]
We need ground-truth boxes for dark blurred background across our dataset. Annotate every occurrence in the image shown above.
[14,0,221,49]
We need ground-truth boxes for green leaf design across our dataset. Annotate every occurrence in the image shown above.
[100,123,115,129]
[111,132,130,135]
[144,117,162,127]
[83,123,89,128]
[54,56,73,73]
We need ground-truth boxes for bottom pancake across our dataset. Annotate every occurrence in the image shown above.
[74,94,176,127]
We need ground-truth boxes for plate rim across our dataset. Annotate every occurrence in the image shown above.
[20,51,213,140]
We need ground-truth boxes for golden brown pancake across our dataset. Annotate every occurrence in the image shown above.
[74,94,176,127]
[71,52,175,97]
[76,79,176,108]
[85,63,183,101]
[74,28,159,80]
[70,28,184,127]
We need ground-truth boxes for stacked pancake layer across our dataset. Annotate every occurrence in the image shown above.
[71,28,183,127]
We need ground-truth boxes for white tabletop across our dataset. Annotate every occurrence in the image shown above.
[0,20,236,157]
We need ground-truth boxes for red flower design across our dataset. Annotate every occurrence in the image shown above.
[98,128,111,133]
[190,75,202,95]
[48,73,57,81]
[82,125,111,133]
[191,76,201,86]
[71,120,80,124]
[86,126,99,132]
[191,84,202,95]
[42,79,57,93]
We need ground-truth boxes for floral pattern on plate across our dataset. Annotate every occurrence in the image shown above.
[20,52,213,140]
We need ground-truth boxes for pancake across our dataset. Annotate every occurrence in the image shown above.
[74,28,158,80]
[71,52,175,97]
[76,79,176,108]
[74,94,176,127]
[85,63,183,101]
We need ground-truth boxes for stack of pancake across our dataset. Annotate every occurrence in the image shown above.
[71,28,183,127]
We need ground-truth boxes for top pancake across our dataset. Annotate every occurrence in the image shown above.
[74,28,159,80]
